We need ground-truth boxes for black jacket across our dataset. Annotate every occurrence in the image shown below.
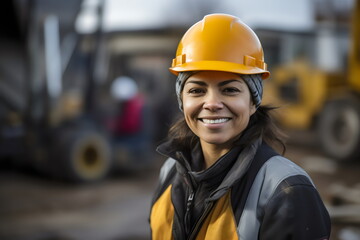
[150,139,331,240]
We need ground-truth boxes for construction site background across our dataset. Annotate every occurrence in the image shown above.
[0,0,359,239]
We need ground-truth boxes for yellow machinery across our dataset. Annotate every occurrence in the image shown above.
[349,0,360,92]
[263,1,360,161]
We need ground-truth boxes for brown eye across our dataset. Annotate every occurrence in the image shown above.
[188,88,205,94]
[223,87,240,94]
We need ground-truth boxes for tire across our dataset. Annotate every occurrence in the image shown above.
[317,98,360,161]
[55,127,112,183]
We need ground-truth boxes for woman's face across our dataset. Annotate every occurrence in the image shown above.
[182,71,256,148]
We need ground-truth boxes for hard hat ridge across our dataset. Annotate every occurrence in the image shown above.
[170,13,270,79]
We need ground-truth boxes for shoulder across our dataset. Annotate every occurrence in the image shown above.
[151,158,177,205]
[158,158,177,185]
[238,155,329,238]
[254,155,315,205]
[259,155,314,189]
[257,157,331,238]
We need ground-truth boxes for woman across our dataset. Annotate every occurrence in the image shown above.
[150,14,331,239]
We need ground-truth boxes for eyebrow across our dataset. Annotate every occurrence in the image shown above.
[218,79,244,87]
[185,79,244,87]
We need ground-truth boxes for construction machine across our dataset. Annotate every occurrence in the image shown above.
[0,0,113,182]
[262,0,360,161]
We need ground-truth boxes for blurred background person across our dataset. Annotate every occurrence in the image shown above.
[106,76,154,168]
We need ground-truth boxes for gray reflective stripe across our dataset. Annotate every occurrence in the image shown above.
[159,158,176,185]
[237,156,313,239]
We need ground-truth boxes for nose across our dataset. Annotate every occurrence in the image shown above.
[203,91,224,112]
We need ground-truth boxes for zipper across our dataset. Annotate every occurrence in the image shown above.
[176,151,196,236]
[175,151,215,239]
[184,190,194,235]
[188,201,214,240]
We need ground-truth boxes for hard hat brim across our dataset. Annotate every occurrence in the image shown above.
[169,61,270,80]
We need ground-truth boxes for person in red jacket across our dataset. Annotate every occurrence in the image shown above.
[107,76,153,166]
[108,76,144,135]
[150,14,331,239]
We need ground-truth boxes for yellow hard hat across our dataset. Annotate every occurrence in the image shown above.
[169,14,270,79]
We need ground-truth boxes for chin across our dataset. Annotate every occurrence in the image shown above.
[200,135,234,146]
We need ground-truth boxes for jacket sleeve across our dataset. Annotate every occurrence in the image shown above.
[259,175,331,240]
[151,158,176,205]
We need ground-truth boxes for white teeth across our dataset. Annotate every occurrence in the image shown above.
[202,118,229,124]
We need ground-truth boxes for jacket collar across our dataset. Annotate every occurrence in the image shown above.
[156,137,239,173]
[156,136,262,200]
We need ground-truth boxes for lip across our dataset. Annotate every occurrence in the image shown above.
[198,116,232,120]
[198,117,231,129]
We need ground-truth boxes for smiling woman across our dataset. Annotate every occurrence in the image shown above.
[182,72,256,167]
[150,14,331,240]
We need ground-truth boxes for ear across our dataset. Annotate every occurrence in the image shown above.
[250,103,257,116]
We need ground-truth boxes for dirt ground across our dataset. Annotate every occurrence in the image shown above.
[0,130,359,240]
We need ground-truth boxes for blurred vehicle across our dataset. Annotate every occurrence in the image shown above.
[261,0,360,161]
[0,0,113,183]
[0,0,161,182]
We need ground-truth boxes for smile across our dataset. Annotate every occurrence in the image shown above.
[200,118,231,124]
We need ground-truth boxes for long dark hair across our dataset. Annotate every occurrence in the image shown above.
[167,105,286,154]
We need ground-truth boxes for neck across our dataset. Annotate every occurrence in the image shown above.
[200,140,232,169]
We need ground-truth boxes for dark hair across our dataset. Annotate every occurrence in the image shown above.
[167,105,286,154]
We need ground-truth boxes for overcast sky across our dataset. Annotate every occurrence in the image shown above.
[76,0,354,33]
